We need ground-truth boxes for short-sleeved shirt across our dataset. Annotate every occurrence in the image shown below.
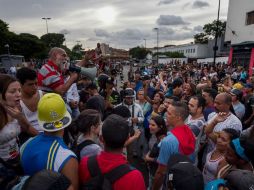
[79,151,146,190]
[233,102,245,120]
[20,133,76,175]
[77,134,102,159]
[157,132,179,166]
[207,112,242,133]
[38,61,64,92]
[206,112,242,153]
[0,120,21,161]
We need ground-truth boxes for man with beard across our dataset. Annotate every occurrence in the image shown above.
[38,47,78,95]
[204,93,242,156]
[116,88,145,160]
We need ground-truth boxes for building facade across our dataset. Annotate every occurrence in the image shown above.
[225,0,254,75]
[225,0,254,44]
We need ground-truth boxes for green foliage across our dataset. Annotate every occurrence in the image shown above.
[194,20,226,44]
[70,44,83,60]
[0,19,78,60]
[194,33,209,44]
[40,33,65,48]
[129,46,151,60]
[203,20,226,37]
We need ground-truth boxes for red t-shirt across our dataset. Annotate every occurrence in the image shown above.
[37,61,64,92]
[79,151,146,190]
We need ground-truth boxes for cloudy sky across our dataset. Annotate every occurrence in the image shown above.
[0,0,229,50]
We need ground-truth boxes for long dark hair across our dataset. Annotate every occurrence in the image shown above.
[0,74,18,100]
[151,116,167,138]
[75,109,101,135]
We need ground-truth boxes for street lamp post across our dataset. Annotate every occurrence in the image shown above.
[154,28,159,64]
[213,0,221,66]
[144,38,146,49]
[42,17,51,34]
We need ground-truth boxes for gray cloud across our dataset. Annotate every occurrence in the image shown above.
[193,25,203,32]
[158,0,177,5]
[157,15,189,25]
[192,1,210,9]
[182,26,192,31]
[94,29,111,37]
[0,0,228,49]
[59,29,71,35]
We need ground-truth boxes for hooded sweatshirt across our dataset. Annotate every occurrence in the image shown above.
[171,125,195,155]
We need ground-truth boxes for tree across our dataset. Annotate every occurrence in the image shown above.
[15,33,47,59]
[40,33,65,48]
[70,44,83,60]
[129,46,151,60]
[194,20,226,44]
[194,33,209,44]
[203,20,226,37]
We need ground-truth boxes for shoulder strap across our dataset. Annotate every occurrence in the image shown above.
[132,104,135,119]
[77,140,95,153]
[105,164,134,184]
[77,140,96,160]
[87,155,101,177]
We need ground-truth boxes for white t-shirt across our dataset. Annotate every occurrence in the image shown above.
[0,120,21,161]
[20,90,43,132]
[206,112,242,153]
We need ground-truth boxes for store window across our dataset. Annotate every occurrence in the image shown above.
[246,11,254,25]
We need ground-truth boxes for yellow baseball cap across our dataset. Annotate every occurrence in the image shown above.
[37,93,72,132]
[233,83,243,90]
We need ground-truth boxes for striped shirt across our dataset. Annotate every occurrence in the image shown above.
[20,133,76,175]
[37,61,64,92]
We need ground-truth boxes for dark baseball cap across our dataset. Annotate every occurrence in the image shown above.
[142,75,151,81]
[225,169,254,190]
[167,154,204,190]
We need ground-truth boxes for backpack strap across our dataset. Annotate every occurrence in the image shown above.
[87,155,101,177]
[87,156,134,184]
[76,140,95,160]
[104,164,134,184]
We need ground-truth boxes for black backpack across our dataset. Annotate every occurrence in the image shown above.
[72,139,95,161]
[81,155,134,190]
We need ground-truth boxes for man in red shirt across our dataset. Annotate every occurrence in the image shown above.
[38,47,78,95]
[79,114,146,190]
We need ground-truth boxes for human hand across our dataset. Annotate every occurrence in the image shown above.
[132,117,139,124]
[5,105,23,120]
[133,129,141,139]
[214,112,230,124]
[144,153,154,162]
[158,104,166,113]
[70,72,79,81]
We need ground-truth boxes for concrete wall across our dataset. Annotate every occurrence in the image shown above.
[225,0,254,44]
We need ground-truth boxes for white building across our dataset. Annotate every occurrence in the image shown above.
[100,43,110,56]
[225,0,254,45]
[151,43,210,59]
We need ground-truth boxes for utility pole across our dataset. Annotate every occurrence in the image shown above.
[213,0,221,66]
[42,17,51,34]
[154,28,159,64]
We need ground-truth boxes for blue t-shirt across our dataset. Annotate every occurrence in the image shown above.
[20,133,76,175]
[203,107,215,121]
[157,132,179,165]
[157,132,195,166]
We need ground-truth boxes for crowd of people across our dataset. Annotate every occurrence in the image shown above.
[0,46,254,190]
